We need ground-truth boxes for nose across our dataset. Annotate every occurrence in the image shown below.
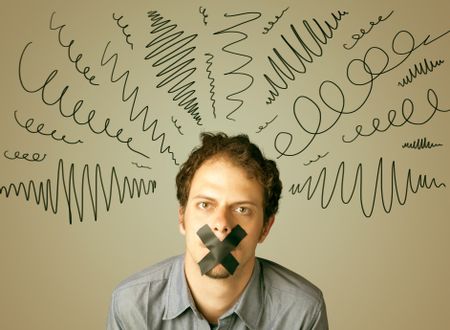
[212,206,232,237]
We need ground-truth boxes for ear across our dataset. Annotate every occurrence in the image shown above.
[258,216,275,243]
[178,207,186,235]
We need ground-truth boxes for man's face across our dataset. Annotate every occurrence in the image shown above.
[179,157,274,279]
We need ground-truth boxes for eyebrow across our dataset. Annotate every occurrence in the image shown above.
[191,194,259,206]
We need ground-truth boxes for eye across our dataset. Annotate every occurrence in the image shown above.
[198,201,210,210]
[235,206,250,215]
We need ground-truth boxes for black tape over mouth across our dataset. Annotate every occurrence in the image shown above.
[196,224,247,275]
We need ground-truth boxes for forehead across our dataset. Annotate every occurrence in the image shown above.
[188,157,263,203]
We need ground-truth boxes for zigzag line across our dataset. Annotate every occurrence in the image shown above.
[0,159,156,224]
[402,137,443,150]
[213,11,261,121]
[145,10,203,126]
[204,53,217,118]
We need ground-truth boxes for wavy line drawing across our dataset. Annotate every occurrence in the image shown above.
[145,10,203,126]
[171,116,184,135]
[402,137,443,150]
[263,10,349,105]
[100,41,179,165]
[262,7,289,35]
[256,114,278,133]
[303,152,329,166]
[289,158,446,217]
[131,162,152,170]
[0,159,157,224]
[204,53,217,118]
[4,150,47,162]
[398,58,445,87]
[213,11,261,121]
[112,13,134,50]
[13,110,83,145]
[199,7,208,26]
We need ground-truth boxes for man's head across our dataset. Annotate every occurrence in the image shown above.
[176,132,282,224]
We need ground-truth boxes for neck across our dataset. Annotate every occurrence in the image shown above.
[184,254,255,324]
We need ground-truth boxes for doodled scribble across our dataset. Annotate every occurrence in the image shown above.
[100,41,179,165]
[289,158,446,217]
[0,159,157,224]
[214,11,261,121]
[263,10,349,105]
[112,13,134,50]
[49,12,99,86]
[342,89,449,143]
[402,137,443,150]
[199,7,208,26]
[204,53,217,119]
[145,10,203,126]
[343,10,394,50]
[262,7,289,35]
[256,115,278,133]
[19,42,149,159]
[13,110,83,145]
[303,152,329,166]
[273,28,450,159]
[398,58,445,87]
[171,116,184,135]
[131,162,152,170]
[4,150,47,162]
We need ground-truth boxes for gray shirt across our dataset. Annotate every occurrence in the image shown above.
[107,255,328,329]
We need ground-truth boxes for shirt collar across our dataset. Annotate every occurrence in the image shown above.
[163,255,193,320]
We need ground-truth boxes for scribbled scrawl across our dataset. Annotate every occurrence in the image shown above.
[214,11,261,121]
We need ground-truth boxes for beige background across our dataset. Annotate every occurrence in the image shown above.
[1,0,449,329]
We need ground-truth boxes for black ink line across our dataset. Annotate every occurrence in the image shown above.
[199,7,208,26]
[273,28,450,159]
[398,58,445,87]
[343,10,394,50]
[145,10,203,126]
[303,152,329,166]
[342,89,449,143]
[112,13,134,50]
[13,110,83,145]
[171,116,184,135]
[264,10,349,105]
[100,41,179,165]
[19,42,149,159]
[204,53,217,118]
[289,158,446,217]
[262,7,289,35]
[0,159,157,224]
[402,137,443,150]
[49,12,99,86]
[256,114,278,133]
[214,11,261,121]
[4,150,46,162]
[131,162,152,170]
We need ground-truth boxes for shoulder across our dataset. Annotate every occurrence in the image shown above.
[258,257,325,307]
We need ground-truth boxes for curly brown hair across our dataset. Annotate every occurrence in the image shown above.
[176,132,282,224]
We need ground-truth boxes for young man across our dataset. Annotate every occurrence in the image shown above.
[107,132,328,329]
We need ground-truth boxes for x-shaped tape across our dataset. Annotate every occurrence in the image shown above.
[196,224,247,275]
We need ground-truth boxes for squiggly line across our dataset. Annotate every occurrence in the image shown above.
[0,159,157,224]
[256,114,278,133]
[214,11,261,121]
[402,137,443,150]
[303,152,329,166]
[289,158,446,217]
[112,13,134,50]
[4,150,47,162]
[264,10,349,105]
[131,162,152,170]
[262,7,289,35]
[100,41,179,165]
[171,116,184,135]
[13,110,83,145]
[145,10,203,126]
[398,58,445,87]
[204,53,217,118]
[199,7,208,26]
